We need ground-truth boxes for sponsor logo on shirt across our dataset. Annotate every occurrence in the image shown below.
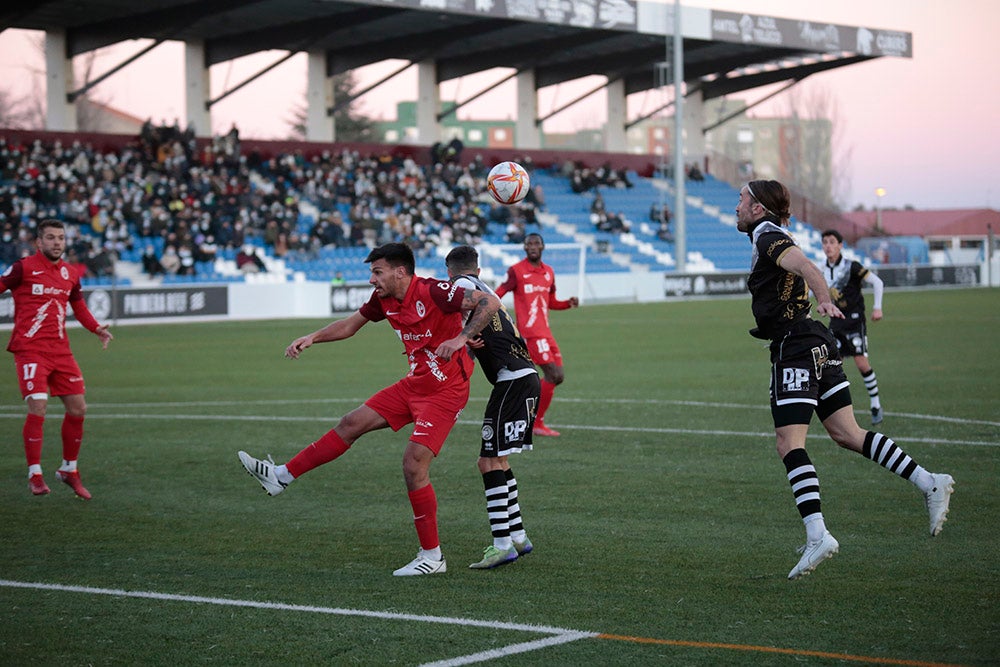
[31,284,71,297]
[401,328,433,342]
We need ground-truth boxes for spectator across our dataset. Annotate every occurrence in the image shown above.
[687,162,705,181]
[236,244,267,273]
[591,191,606,216]
[160,245,181,274]
[177,244,196,276]
[142,245,165,277]
[650,202,673,242]
[85,243,115,278]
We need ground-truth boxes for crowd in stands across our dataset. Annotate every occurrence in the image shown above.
[567,160,633,193]
[589,191,630,235]
[0,125,545,280]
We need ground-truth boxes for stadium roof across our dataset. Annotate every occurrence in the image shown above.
[3,1,912,107]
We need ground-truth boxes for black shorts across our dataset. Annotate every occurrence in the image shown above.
[829,315,869,357]
[480,373,541,457]
[768,320,853,427]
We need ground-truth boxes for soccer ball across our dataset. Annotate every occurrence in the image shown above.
[487,161,530,205]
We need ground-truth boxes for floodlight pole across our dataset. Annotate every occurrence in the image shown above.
[672,0,686,273]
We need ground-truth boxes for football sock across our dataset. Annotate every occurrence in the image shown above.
[60,460,78,473]
[23,413,45,467]
[274,465,294,485]
[28,464,42,476]
[408,484,440,552]
[505,468,526,540]
[286,429,351,478]
[862,369,881,409]
[482,469,512,549]
[861,431,934,492]
[803,515,826,543]
[783,448,826,540]
[537,380,555,423]
[61,414,85,462]
[419,546,442,561]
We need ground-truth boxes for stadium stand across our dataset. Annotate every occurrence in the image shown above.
[0,132,866,286]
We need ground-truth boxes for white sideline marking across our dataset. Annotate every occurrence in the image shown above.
[0,579,597,667]
[1,393,997,445]
[4,396,998,428]
[0,408,1000,447]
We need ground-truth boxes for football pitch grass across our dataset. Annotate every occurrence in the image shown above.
[1,288,997,666]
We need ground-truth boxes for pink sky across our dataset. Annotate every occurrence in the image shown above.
[1,0,997,211]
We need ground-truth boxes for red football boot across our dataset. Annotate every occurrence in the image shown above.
[55,469,92,500]
[29,473,51,496]
[532,421,561,437]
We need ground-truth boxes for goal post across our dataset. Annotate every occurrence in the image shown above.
[480,243,588,306]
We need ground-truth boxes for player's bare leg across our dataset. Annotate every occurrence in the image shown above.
[533,363,564,436]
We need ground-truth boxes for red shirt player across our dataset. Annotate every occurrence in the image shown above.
[238,242,501,576]
[495,233,579,437]
[0,219,113,498]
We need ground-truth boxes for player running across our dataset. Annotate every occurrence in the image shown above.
[818,229,886,424]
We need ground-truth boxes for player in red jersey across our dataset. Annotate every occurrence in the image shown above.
[0,219,113,499]
[494,233,579,437]
[238,242,501,576]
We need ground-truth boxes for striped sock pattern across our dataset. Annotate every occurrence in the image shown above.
[482,470,510,540]
[862,431,917,480]
[862,368,879,399]
[783,448,822,521]
[505,468,525,535]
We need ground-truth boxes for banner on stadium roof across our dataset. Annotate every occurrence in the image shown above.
[710,11,912,58]
[357,0,637,30]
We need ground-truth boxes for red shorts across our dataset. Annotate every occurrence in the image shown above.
[13,352,86,400]
[525,336,562,367]
[365,375,470,455]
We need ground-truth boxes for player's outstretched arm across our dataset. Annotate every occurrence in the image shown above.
[286,311,368,359]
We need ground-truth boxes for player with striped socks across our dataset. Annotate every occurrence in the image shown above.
[736,180,954,580]
[446,245,538,569]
